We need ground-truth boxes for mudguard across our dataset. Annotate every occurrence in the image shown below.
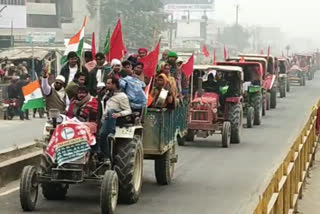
[263,74,276,91]
[115,126,143,139]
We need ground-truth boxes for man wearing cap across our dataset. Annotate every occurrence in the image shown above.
[88,52,110,96]
[110,59,121,79]
[127,48,148,65]
[42,67,69,114]
[60,51,89,87]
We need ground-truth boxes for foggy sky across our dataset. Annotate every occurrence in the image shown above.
[215,0,320,41]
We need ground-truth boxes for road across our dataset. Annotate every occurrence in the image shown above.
[0,117,45,151]
[1,74,320,214]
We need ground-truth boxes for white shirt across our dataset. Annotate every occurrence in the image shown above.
[96,69,102,84]
[68,65,78,83]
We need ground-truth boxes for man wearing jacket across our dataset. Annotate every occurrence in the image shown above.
[60,51,89,87]
[88,52,110,96]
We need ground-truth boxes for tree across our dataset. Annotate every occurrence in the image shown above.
[218,24,250,51]
[87,0,166,50]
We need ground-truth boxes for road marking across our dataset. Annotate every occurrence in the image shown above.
[0,186,19,197]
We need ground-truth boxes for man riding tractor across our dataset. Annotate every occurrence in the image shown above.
[218,61,264,128]
[185,65,243,148]
[229,56,277,110]
[19,81,144,214]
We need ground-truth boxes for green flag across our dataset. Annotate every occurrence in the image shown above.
[103,28,111,55]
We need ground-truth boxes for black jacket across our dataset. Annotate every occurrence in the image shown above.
[60,63,89,87]
[88,66,110,96]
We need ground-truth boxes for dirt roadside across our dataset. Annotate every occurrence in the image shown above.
[298,146,320,214]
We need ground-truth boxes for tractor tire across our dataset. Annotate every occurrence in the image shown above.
[185,129,195,142]
[270,88,277,109]
[114,137,143,204]
[42,183,69,200]
[177,135,185,146]
[252,95,262,125]
[286,79,290,92]
[221,121,231,148]
[100,170,118,214]
[262,96,266,117]
[279,83,286,98]
[266,93,271,110]
[3,110,7,120]
[246,107,254,128]
[228,103,243,144]
[155,144,176,185]
[20,166,39,211]
[308,71,313,80]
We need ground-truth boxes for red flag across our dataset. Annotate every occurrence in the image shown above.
[106,19,127,62]
[240,56,245,62]
[139,40,160,78]
[202,45,210,58]
[91,32,96,60]
[181,54,194,79]
[224,45,228,61]
[213,49,217,65]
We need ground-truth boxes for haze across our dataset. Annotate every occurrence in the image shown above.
[216,0,320,47]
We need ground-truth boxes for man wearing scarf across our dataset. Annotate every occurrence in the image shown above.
[41,67,69,114]
[67,86,98,122]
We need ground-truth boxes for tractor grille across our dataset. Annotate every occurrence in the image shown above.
[191,111,208,121]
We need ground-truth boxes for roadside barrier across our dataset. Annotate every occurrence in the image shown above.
[253,101,319,214]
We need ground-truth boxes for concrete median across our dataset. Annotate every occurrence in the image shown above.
[0,141,42,188]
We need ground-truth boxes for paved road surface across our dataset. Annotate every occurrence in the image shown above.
[0,117,45,151]
[1,75,320,214]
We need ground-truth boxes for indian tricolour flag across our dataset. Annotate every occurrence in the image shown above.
[21,81,45,112]
[60,17,87,65]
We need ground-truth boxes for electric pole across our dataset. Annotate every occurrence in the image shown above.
[96,0,101,50]
[235,4,240,25]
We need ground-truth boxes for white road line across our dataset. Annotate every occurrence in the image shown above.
[0,186,19,197]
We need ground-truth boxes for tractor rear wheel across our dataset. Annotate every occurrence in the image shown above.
[114,136,143,204]
[280,83,286,98]
[246,107,254,128]
[228,103,243,144]
[266,93,271,110]
[252,95,262,125]
[270,88,277,109]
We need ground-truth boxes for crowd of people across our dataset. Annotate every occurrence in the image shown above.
[40,48,189,160]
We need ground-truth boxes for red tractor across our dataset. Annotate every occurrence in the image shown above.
[229,56,277,110]
[184,65,243,148]
[217,61,265,127]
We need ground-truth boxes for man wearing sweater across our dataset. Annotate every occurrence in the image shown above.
[41,67,69,114]
[99,77,132,159]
